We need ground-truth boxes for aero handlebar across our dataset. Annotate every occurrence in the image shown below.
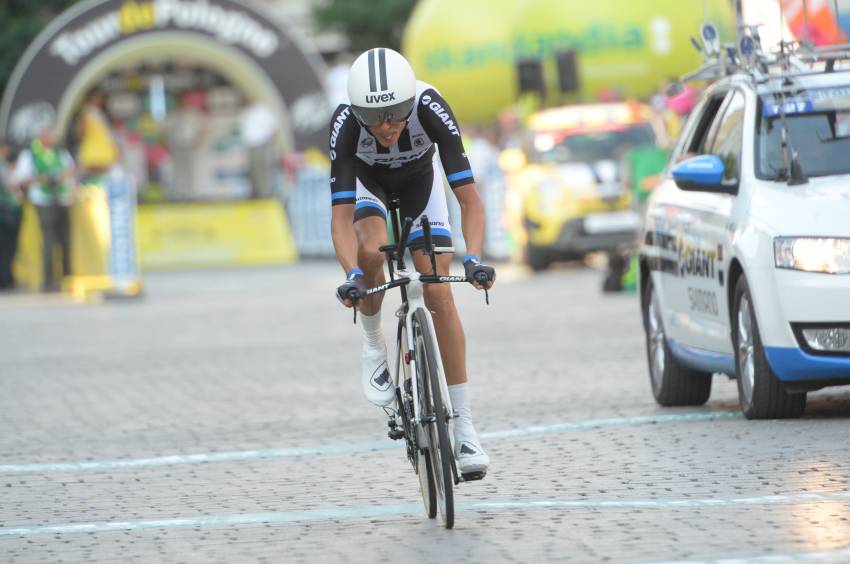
[347,213,493,322]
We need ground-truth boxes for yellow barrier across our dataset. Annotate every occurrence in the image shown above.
[136,199,298,269]
[13,196,297,290]
[13,185,112,292]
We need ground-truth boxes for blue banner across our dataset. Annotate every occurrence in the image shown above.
[106,170,139,294]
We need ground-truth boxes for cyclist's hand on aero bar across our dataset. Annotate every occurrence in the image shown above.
[336,268,367,307]
[463,255,496,290]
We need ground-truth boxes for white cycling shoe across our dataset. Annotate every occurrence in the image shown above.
[362,344,395,406]
[453,420,490,475]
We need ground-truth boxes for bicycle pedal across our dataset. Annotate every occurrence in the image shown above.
[461,471,486,482]
[387,428,405,440]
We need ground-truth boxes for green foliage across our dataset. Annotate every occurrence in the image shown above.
[0,0,80,95]
[313,0,418,53]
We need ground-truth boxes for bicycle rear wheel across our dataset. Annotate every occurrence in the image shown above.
[413,308,454,529]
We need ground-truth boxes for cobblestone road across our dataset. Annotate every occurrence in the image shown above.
[2,262,850,563]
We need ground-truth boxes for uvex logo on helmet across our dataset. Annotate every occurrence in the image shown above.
[365,92,396,103]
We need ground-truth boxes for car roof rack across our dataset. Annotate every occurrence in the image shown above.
[678,20,850,88]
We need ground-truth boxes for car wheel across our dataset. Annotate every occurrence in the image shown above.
[526,244,551,272]
[642,277,712,406]
[733,276,806,419]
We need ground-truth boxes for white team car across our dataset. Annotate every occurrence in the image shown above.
[639,54,850,419]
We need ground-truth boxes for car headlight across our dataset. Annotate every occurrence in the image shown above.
[774,237,850,274]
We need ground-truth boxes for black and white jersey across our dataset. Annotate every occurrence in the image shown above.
[328,81,475,206]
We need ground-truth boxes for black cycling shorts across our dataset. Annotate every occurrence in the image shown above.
[353,151,453,248]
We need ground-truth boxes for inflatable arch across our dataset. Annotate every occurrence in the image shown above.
[0,0,331,151]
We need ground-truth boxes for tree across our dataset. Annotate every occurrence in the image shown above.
[313,0,418,53]
[0,0,80,96]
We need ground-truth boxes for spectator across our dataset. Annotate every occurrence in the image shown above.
[240,98,278,198]
[652,79,698,141]
[16,128,77,292]
[113,118,148,191]
[0,141,22,290]
[666,84,697,119]
[75,89,120,181]
[606,142,671,293]
[166,92,207,200]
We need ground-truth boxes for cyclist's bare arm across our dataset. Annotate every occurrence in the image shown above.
[453,183,493,290]
[417,89,493,290]
[328,103,361,274]
[331,204,358,274]
[328,104,365,307]
[454,183,484,257]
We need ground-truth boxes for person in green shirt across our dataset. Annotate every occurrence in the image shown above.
[16,128,77,292]
[605,143,670,292]
[624,144,670,207]
[0,141,23,290]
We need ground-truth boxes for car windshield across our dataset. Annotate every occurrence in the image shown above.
[531,124,656,164]
[757,89,850,179]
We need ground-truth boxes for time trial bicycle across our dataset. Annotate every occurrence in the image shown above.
[347,193,491,529]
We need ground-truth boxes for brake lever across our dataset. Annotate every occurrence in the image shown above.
[347,290,360,324]
[474,273,490,305]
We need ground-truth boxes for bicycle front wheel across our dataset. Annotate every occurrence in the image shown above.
[398,321,437,519]
[413,308,454,529]
[417,449,437,519]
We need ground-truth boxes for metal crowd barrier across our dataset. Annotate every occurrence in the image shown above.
[284,166,336,257]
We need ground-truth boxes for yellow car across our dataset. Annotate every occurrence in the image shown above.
[505,102,669,271]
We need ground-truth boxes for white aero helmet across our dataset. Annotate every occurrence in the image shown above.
[347,47,416,126]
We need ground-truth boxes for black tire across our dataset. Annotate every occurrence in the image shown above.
[525,243,552,272]
[732,276,806,419]
[642,277,712,406]
[400,323,437,519]
[413,309,454,529]
[417,450,437,518]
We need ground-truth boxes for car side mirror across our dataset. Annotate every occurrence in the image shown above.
[672,155,738,194]
[499,148,527,172]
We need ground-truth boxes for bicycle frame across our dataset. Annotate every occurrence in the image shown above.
[361,193,471,483]
[391,269,455,460]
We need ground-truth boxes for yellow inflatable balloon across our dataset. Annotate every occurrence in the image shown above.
[403,0,735,123]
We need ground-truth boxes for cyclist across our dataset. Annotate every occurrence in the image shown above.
[329,48,495,476]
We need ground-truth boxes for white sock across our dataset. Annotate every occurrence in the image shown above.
[359,310,385,350]
[448,383,472,423]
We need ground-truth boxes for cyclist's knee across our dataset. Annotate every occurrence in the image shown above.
[357,226,387,277]
[355,217,387,248]
[424,284,456,314]
[359,249,385,277]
